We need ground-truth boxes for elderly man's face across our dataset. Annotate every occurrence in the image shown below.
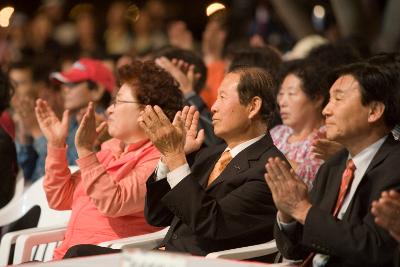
[323,75,371,145]
[211,73,253,142]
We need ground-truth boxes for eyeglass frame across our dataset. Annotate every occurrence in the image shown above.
[110,98,143,108]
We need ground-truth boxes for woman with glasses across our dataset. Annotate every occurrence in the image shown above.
[35,60,183,260]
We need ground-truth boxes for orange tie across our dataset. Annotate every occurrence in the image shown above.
[301,159,356,267]
[207,150,233,187]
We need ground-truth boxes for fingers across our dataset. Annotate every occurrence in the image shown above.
[154,105,172,124]
[180,106,190,125]
[184,106,197,130]
[196,128,205,144]
[60,109,70,129]
[96,121,107,134]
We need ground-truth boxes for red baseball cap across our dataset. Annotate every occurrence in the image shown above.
[50,58,116,93]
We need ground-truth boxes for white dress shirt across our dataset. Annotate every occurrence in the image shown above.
[156,134,265,189]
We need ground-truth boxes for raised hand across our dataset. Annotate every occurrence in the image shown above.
[265,157,311,224]
[138,105,187,170]
[155,57,201,95]
[371,190,400,241]
[75,102,107,158]
[311,130,343,160]
[181,106,205,154]
[35,98,69,148]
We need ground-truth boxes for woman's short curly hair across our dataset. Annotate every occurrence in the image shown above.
[118,60,183,121]
[0,70,13,114]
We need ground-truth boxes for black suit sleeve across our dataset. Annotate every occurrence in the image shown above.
[144,175,175,227]
[160,174,276,240]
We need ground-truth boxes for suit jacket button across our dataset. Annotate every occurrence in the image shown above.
[172,234,178,240]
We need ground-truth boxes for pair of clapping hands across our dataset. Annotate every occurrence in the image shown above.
[35,100,107,158]
[265,130,344,225]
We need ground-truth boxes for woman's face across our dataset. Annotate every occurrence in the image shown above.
[277,74,321,130]
[106,83,145,143]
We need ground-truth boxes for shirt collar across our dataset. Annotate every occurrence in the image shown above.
[225,134,265,158]
[350,135,387,174]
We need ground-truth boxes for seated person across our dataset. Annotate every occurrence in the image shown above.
[0,69,18,209]
[35,60,183,259]
[265,61,400,267]
[64,67,288,258]
[271,60,330,189]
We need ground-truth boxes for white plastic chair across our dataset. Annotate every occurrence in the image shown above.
[206,240,278,260]
[99,227,169,249]
[0,166,78,266]
[101,231,279,262]
[10,225,169,264]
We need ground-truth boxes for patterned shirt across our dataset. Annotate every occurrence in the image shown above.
[270,125,325,189]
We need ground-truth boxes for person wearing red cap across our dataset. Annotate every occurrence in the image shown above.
[47,58,116,166]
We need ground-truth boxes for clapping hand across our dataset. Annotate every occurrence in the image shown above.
[181,106,205,154]
[311,131,343,160]
[75,102,107,158]
[371,190,400,241]
[155,57,201,95]
[35,98,69,148]
[265,157,311,224]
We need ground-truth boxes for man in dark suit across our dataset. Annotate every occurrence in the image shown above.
[265,61,400,267]
[63,67,287,258]
[139,67,286,255]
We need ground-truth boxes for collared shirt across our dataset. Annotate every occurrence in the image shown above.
[44,137,161,259]
[156,134,265,189]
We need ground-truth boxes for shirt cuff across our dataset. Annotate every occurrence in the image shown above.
[166,163,191,188]
[276,213,298,234]
[156,160,169,180]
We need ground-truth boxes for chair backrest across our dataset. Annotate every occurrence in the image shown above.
[0,166,78,228]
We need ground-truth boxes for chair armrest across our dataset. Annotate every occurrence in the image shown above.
[0,226,65,266]
[205,240,278,260]
[13,227,67,264]
[99,227,169,250]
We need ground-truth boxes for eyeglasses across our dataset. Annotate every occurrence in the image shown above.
[110,98,142,108]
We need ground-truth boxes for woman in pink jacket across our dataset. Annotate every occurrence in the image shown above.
[35,60,183,259]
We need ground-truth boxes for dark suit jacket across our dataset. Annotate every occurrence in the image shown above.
[275,135,400,267]
[145,133,286,256]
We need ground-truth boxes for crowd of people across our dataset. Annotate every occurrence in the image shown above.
[1,1,400,267]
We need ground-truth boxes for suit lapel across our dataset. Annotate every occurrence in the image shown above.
[365,135,396,174]
[206,133,274,191]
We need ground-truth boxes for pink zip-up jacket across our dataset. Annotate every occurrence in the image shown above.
[43,138,161,259]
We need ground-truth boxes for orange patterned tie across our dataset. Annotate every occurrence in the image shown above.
[207,150,233,187]
[301,159,356,267]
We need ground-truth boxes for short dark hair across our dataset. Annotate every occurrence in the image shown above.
[0,70,13,114]
[151,46,207,94]
[228,46,282,80]
[278,59,330,107]
[333,61,400,129]
[230,67,276,127]
[118,60,183,121]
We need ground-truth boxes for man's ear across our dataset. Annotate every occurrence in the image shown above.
[367,101,385,123]
[90,85,106,102]
[248,96,262,120]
